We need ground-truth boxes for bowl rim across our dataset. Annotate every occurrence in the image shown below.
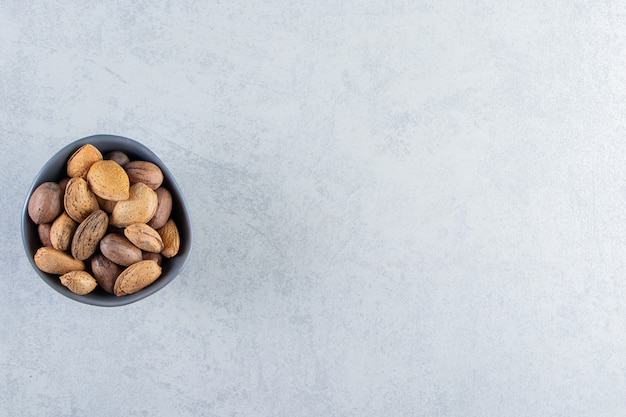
[21,134,193,307]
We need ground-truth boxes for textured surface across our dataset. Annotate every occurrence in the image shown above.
[2,1,626,416]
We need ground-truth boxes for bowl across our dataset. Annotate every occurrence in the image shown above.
[21,134,192,307]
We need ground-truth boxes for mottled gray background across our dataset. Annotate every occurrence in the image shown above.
[2,1,626,416]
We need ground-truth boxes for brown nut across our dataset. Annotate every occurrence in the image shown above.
[99,233,143,266]
[114,260,162,296]
[91,252,123,294]
[50,212,78,252]
[109,182,158,227]
[96,196,117,213]
[28,182,64,224]
[87,160,130,201]
[64,177,99,223]
[124,160,163,190]
[59,270,97,295]
[34,247,85,274]
[124,223,164,253]
[67,144,103,178]
[58,177,70,191]
[158,218,180,258]
[38,223,53,247]
[147,187,172,229]
[142,251,162,266]
[104,150,130,167]
[71,210,109,260]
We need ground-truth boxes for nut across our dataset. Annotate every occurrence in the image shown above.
[58,177,70,191]
[147,187,172,229]
[87,160,130,201]
[34,247,85,274]
[109,182,158,227]
[114,260,162,296]
[38,223,53,247]
[50,212,77,252]
[28,142,183,298]
[28,182,64,224]
[59,270,97,295]
[91,252,123,294]
[71,210,109,260]
[158,219,180,258]
[64,177,99,223]
[66,144,103,178]
[104,150,130,167]
[125,160,163,190]
[99,233,143,266]
[96,196,117,213]
[124,223,164,253]
[142,251,162,266]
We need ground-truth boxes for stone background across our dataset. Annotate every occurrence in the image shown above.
[2,1,626,416]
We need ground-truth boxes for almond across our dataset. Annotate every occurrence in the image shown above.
[158,219,180,258]
[67,144,103,178]
[64,177,99,223]
[34,247,85,275]
[71,210,109,260]
[125,160,163,190]
[87,160,130,201]
[114,260,162,296]
[99,233,143,266]
[109,182,158,227]
[59,270,97,295]
[28,182,64,224]
[50,212,78,252]
[124,223,164,253]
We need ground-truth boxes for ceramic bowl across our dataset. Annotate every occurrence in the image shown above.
[21,134,192,306]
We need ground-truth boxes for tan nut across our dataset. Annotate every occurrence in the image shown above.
[67,144,103,178]
[114,260,162,296]
[109,182,158,228]
[34,247,85,275]
[64,177,99,223]
[87,160,130,201]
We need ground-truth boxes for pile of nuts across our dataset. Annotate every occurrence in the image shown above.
[28,144,180,296]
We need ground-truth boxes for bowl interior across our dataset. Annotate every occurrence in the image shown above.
[21,134,192,307]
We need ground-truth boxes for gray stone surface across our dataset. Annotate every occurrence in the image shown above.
[2,1,626,416]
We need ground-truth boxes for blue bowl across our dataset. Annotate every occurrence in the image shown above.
[21,134,192,306]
